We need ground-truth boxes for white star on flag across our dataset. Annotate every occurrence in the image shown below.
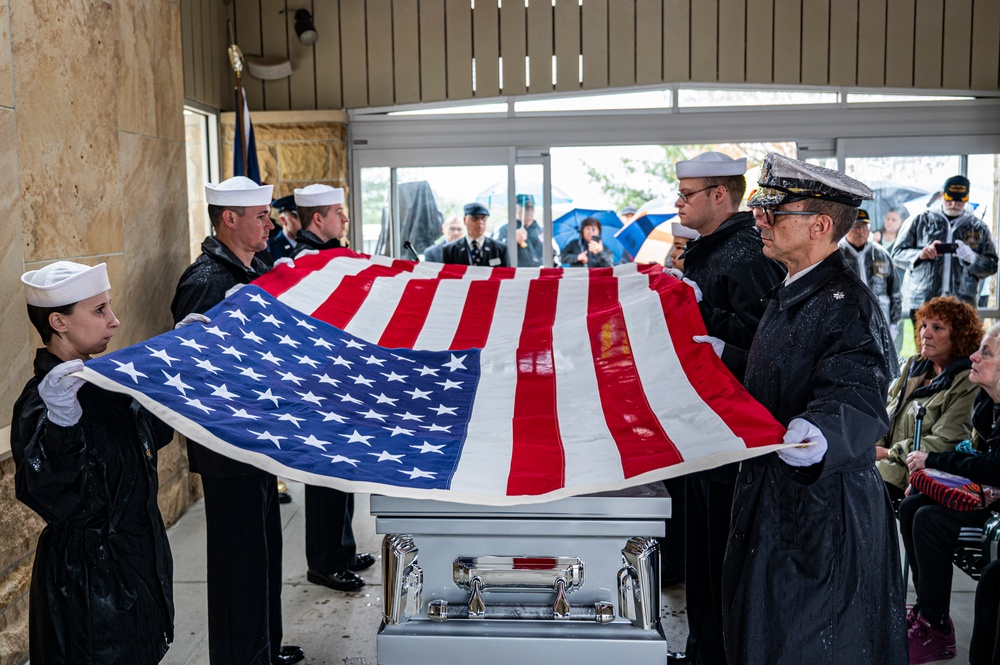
[147,347,180,367]
[248,429,286,448]
[400,467,436,480]
[112,360,147,383]
[226,309,250,324]
[162,371,194,396]
[369,450,405,463]
[411,442,446,454]
[324,454,360,467]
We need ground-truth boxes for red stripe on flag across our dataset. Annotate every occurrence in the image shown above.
[435,264,469,279]
[449,280,499,350]
[311,263,410,329]
[377,279,440,348]
[251,250,341,297]
[507,279,564,496]
[648,272,786,448]
[587,271,684,478]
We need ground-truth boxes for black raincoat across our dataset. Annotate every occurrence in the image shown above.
[291,230,343,256]
[11,349,174,665]
[722,250,907,665]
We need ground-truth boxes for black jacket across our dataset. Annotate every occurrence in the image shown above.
[267,230,295,261]
[559,237,614,268]
[11,349,175,664]
[681,212,785,354]
[441,236,509,267]
[171,236,270,477]
[722,250,907,665]
[927,389,1000,485]
[291,229,343,257]
[497,220,544,267]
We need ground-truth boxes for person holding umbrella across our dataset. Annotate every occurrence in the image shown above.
[559,216,614,267]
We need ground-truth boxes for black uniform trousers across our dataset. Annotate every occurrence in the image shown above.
[971,560,1000,665]
[305,485,357,573]
[202,474,283,665]
[900,493,995,625]
[685,469,736,665]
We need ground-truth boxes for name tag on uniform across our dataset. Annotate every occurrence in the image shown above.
[489,258,502,266]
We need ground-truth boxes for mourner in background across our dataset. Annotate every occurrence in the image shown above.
[441,202,509,267]
[290,184,377,593]
[423,215,465,262]
[671,150,785,665]
[495,193,544,267]
[171,177,304,665]
[703,154,906,664]
[13,262,174,664]
[838,208,902,337]
[267,194,300,261]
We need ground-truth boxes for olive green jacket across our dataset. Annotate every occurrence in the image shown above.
[876,354,977,490]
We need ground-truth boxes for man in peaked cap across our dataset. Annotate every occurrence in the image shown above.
[698,154,906,664]
[267,194,300,261]
[171,176,305,665]
[291,184,351,256]
[669,151,785,665]
[441,202,509,267]
[891,174,997,312]
[838,208,902,337]
[284,183,376,593]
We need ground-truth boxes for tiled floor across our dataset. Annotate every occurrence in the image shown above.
[160,480,977,665]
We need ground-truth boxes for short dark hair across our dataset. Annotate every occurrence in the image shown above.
[27,302,76,345]
[800,199,858,243]
[715,175,746,207]
[297,205,331,230]
[580,217,602,238]
[207,204,247,229]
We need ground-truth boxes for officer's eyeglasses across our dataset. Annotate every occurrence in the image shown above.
[676,184,721,203]
[756,208,820,227]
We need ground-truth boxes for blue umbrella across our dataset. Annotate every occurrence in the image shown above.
[614,213,677,260]
[552,209,625,263]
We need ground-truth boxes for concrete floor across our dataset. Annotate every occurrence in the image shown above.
[160,479,977,665]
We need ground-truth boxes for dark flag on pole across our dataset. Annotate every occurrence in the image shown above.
[233,86,261,184]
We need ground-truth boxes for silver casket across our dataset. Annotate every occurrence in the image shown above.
[372,483,670,664]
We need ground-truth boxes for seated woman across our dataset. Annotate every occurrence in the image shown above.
[876,296,982,502]
[560,217,614,268]
[11,261,175,664]
[902,321,1000,665]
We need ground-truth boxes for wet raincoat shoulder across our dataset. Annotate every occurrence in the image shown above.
[891,208,998,309]
[876,355,976,490]
[722,250,907,665]
[11,349,175,665]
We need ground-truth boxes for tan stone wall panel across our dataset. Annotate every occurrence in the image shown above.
[0,592,29,663]
[12,0,123,263]
[278,142,330,181]
[0,460,44,575]
[0,0,12,108]
[120,133,189,347]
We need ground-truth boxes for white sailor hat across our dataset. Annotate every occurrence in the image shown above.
[22,261,111,308]
[747,153,873,209]
[671,222,700,240]
[294,184,345,207]
[676,152,748,179]
[205,176,273,206]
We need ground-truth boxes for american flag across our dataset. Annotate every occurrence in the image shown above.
[81,249,786,505]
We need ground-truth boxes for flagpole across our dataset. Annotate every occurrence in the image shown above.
[227,21,247,178]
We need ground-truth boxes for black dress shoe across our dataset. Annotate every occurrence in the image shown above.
[307,568,365,591]
[348,552,376,572]
[272,644,304,665]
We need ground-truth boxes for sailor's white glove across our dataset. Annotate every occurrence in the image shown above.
[693,335,725,358]
[39,360,86,427]
[174,313,211,330]
[296,249,320,258]
[224,283,246,298]
[777,417,828,467]
[890,323,899,340]
[666,268,703,302]
[955,239,976,264]
[273,257,295,268]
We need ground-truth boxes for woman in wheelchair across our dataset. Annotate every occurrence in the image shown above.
[876,296,982,504]
[901,322,1000,664]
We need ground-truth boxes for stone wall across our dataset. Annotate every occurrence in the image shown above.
[0,1,193,662]
[220,110,349,199]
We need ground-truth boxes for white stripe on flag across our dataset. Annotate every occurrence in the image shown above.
[277,256,372,314]
[413,279,473,350]
[450,279,532,493]
[552,276,625,486]
[343,273,414,341]
[617,273,744,458]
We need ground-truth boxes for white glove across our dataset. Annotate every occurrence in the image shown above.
[224,283,246,298]
[39,360,86,427]
[273,257,295,268]
[174,313,211,330]
[666,268,683,279]
[296,249,320,258]
[777,417,828,467]
[682,277,703,303]
[890,323,899,340]
[693,335,725,358]
[955,239,976,264]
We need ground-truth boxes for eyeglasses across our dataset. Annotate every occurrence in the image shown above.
[676,184,721,203]
[756,208,820,227]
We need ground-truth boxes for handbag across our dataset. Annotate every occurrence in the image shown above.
[910,468,1000,512]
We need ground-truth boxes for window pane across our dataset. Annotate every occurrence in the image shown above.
[678,89,837,108]
[844,155,962,233]
[514,89,672,113]
[970,153,1000,309]
[847,93,975,103]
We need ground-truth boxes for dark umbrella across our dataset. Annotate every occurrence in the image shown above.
[376,181,444,256]
[552,209,625,263]
[866,180,929,231]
